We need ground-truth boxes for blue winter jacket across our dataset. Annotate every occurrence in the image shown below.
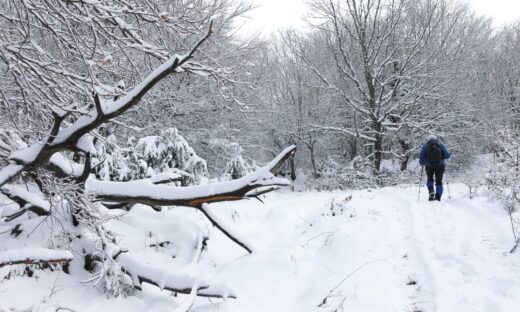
[419,139,450,166]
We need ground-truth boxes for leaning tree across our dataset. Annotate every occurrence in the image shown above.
[0,0,295,303]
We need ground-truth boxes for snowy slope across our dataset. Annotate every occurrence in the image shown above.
[1,184,520,311]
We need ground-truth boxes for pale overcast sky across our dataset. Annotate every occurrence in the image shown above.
[239,0,520,37]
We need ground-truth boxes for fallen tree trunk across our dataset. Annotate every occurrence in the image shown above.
[89,146,296,254]
[88,145,296,208]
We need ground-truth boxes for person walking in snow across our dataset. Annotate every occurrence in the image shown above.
[419,134,450,201]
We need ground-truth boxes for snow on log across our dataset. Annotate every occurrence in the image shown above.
[87,145,296,208]
[117,253,235,299]
[0,248,73,268]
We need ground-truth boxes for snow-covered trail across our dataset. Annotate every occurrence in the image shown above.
[404,191,520,312]
[2,183,519,311]
[195,184,520,312]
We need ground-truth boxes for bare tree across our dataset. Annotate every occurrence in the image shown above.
[295,0,488,171]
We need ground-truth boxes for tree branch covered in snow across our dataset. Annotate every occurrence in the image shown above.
[89,145,295,254]
[0,0,297,300]
[116,252,235,299]
[88,146,296,208]
[0,184,50,222]
[1,24,214,184]
[0,248,73,268]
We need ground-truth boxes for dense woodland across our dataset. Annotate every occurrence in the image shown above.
[0,0,519,309]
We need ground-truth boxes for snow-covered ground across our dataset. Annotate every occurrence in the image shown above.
[2,183,520,311]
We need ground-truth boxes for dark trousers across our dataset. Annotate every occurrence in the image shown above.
[425,165,445,195]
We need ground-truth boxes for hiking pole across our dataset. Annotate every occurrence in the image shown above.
[418,166,424,201]
[445,167,452,199]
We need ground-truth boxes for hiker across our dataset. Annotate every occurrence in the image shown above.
[419,134,450,201]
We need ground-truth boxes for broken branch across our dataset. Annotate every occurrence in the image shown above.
[88,146,296,208]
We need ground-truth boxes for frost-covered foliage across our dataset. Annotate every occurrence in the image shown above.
[0,129,26,166]
[308,157,410,191]
[222,144,256,180]
[486,131,520,209]
[93,128,208,186]
[485,130,520,247]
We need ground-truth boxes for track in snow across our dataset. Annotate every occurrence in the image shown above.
[195,184,520,312]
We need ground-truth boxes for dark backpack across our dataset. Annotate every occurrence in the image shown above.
[425,143,444,165]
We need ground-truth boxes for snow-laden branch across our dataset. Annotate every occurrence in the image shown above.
[0,164,23,188]
[200,203,256,254]
[0,22,214,188]
[87,145,296,208]
[46,153,87,179]
[0,184,50,221]
[117,253,235,299]
[0,248,73,268]
[86,146,295,255]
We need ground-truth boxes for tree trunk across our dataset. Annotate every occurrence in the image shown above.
[289,157,296,181]
[372,121,383,173]
[350,138,358,161]
[399,139,410,171]
[308,144,318,177]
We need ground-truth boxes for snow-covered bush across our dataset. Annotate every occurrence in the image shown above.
[485,129,520,250]
[222,144,256,180]
[309,157,408,191]
[92,135,125,181]
[93,128,208,186]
